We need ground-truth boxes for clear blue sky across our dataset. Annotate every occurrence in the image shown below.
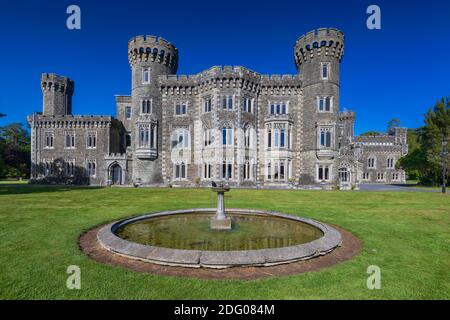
[0,0,449,135]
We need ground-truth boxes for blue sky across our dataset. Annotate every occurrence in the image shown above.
[0,0,449,134]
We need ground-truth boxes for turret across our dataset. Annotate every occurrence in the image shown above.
[128,35,178,94]
[41,73,74,116]
[294,28,344,86]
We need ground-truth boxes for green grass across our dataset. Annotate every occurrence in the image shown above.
[0,180,28,185]
[0,185,449,300]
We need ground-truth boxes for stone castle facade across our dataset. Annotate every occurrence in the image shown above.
[27,28,408,189]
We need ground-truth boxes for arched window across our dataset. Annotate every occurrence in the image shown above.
[368,156,376,168]
[387,156,395,169]
[244,126,252,148]
[142,68,150,84]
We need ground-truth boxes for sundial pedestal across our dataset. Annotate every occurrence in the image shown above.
[210,186,232,230]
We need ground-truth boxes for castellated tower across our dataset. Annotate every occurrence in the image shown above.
[294,28,345,184]
[41,73,74,116]
[127,36,178,184]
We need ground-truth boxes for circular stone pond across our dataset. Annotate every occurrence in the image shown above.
[97,209,342,269]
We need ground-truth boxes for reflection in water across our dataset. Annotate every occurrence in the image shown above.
[116,213,323,251]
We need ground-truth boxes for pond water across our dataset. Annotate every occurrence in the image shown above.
[116,213,324,251]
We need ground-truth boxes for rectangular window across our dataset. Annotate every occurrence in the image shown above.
[175,163,186,179]
[321,63,330,80]
[142,100,152,114]
[125,106,132,119]
[319,128,332,148]
[86,132,97,149]
[204,163,212,179]
[44,131,54,149]
[222,162,232,179]
[243,161,251,180]
[203,97,212,113]
[269,102,288,115]
[243,98,253,113]
[318,97,332,112]
[65,132,75,149]
[43,160,54,177]
[318,165,331,181]
[142,68,150,84]
[175,102,187,115]
[222,128,233,146]
[87,160,96,177]
[65,160,75,176]
[222,96,233,110]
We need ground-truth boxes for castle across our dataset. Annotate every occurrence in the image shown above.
[27,28,408,189]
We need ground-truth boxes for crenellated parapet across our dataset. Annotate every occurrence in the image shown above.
[28,114,114,129]
[128,35,178,73]
[41,73,74,95]
[294,28,344,70]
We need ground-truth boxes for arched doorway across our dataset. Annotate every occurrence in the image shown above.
[338,167,350,183]
[110,164,122,185]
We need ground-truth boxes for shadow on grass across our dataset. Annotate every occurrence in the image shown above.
[0,184,103,195]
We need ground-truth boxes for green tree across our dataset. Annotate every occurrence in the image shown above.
[387,118,401,132]
[0,123,31,179]
[360,131,381,136]
[398,97,450,185]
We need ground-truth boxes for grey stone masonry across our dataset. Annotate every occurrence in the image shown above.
[27,28,408,188]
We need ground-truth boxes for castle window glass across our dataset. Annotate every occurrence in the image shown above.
[172,129,190,149]
[387,157,395,169]
[44,131,54,149]
[392,172,400,181]
[243,98,254,113]
[64,132,75,149]
[319,127,332,148]
[244,126,252,148]
[363,172,371,180]
[87,160,96,177]
[65,160,75,176]
[141,100,152,114]
[222,161,233,180]
[203,163,212,179]
[222,127,233,146]
[317,165,330,181]
[368,157,376,169]
[175,102,187,115]
[203,97,212,113]
[139,124,150,148]
[377,172,385,181]
[338,168,349,182]
[125,106,132,119]
[318,96,332,112]
[321,62,330,80]
[222,96,233,110]
[43,160,53,177]
[175,162,186,179]
[86,132,97,149]
[142,68,150,84]
[269,102,288,115]
[203,129,214,147]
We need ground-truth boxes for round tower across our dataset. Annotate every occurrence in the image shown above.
[128,35,178,96]
[41,73,74,116]
[293,28,345,185]
[127,36,178,185]
[294,28,344,86]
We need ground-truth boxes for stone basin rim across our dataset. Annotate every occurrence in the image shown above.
[96,208,342,269]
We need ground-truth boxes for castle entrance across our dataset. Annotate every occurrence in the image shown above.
[110,164,122,185]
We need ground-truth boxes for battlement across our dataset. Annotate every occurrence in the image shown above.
[41,73,74,94]
[128,35,178,72]
[339,111,356,121]
[294,28,345,69]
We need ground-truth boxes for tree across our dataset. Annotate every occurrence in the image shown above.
[0,123,31,179]
[360,131,381,136]
[398,97,450,185]
[387,118,401,132]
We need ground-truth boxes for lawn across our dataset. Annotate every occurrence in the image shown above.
[0,185,449,300]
